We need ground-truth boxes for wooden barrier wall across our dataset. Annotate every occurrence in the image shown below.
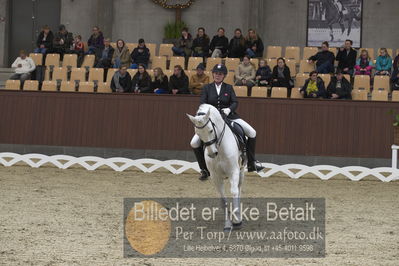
[0,91,398,158]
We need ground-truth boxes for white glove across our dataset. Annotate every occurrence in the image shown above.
[222,108,231,116]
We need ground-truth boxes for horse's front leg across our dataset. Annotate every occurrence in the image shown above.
[230,169,242,228]
[212,174,232,231]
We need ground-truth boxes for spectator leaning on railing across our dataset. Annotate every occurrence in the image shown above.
[10,50,36,90]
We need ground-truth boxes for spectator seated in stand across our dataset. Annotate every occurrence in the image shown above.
[34,25,54,55]
[336,39,357,75]
[172,27,193,58]
[327,71,352,99]
[151,67,169,94]
[112,39,131,68]
[209,27,229,58]
[10,50,36,89]
[72,35,85,67]
[130,39,150,69]
[52,24,73,60]
[95,38,115,68]
[235,55,256,92]
[192,27,210,58]
[111,66,131,93]
[375,48,392,76]
[308,41,335,74]
[245,29,264,58]
[354,49,374,77]
[169,65,190,94]
[87,26,104,56]
[271,57,293,89]
[228,28,246,59]
[189,63,209,95]
[255,59,272,86]
[131,64,152,93]
[300,71,327,98]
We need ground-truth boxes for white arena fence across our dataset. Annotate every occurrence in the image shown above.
[0,152,398,182]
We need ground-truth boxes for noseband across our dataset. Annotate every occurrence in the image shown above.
[195,112,226,147]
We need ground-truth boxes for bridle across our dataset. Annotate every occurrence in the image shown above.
[195,112,226,148]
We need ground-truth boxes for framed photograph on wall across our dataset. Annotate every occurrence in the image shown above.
[307,0,363,48]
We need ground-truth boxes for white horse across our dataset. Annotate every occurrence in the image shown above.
[187,104,246,231]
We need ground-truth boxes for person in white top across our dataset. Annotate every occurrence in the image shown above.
[10,50,36,89]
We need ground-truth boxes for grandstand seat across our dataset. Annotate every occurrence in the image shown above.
[46,67,67,81]
[60,81,76,92]
[377,48,393,57]
[163,70,173,78]
[146,43,157,60]
[266,46,282,59]
[373,75,390,91]
[78,81,95,93]
[106,68,118,82]
[266,58,277,70]
[290,87,303,99]
[371,90,388,101]
[126,43,136,53]
[351,89,368,101]
[97,82,112,93]
[224,58,239,72]
[185,70,194,80]
[318,74,331,86]
[250,58,259,69]
[127,69,138,78]
[353,75,371,92]
[159,44,174,57]
[110,42,116,49]
[299,60,315,73]
[70,68,87,82]
[23,80,39,91]
[204,71,211,81]
[206,58,223,71]
[5,80,21,90]
[169,56,185,69]
[29,53,43,66]
[45,54,60,67]
[233,86,248,97]
[284,46,300,61]
[303,47,319,59]
[88,68,104,82]
[224,72,235,85]
[251,86,267,98]
[151,56,167,70]
[392,91,399,102]
[62,54,78,68]
[295,73,308,88]
[187,57,203,70]
[286,59,297,77]
[81,55,95,68]
[329,47,337,56]
[360,48,375,60]
[41,81,57,91]
[82,42,89,53]
[343,74,351,81]
[271,87,288,98]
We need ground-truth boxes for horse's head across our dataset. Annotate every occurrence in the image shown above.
[187,106,219,158]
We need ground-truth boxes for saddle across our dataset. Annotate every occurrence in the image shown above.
[225,118,247,152]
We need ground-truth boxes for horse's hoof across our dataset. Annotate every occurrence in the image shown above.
[233,222,242,229]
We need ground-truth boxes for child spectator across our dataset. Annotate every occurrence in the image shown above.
[255,59,272,86]
[72,35,85,67]
[354,49,374,76]
[375,48,392,76]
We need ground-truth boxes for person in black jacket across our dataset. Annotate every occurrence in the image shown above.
[169,65,189,94]
[130,39,150,69]
[151,67,169,94]
[271,58,293,89]
[192,27,210,58]
[52,24,73,60]
[255,59,272,86]
[190,64,264,180]
[336,39,357,75]
[34,25,53,54]
[209,27,229,58]
[308,41,335,74]
[228,28,246,58]
[111,66,131,93]
[327,71,352,99]
[300,71,327,98]
[95,38,115,69]
[131,64,151,93]
[245,29,264,58]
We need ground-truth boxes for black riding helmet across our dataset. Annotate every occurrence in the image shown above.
[211,64,228,75]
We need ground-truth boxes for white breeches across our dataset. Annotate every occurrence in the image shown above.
[190,118,257,148]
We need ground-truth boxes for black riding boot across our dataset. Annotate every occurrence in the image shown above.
[246,137,265,172]
[193,147,210,180]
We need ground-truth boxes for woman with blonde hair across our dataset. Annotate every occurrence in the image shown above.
[151,67,169,94]
[245,29,264,58]
[354,49,373,76]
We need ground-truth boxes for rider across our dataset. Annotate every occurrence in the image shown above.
[333,0,344,23]
[191,64,265,180]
